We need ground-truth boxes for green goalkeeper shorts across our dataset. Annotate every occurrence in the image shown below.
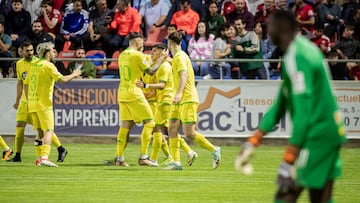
[294,144,342,189]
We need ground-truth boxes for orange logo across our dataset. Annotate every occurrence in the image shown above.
[198,87,241,112]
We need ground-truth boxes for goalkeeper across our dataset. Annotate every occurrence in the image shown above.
[235,10,347,203]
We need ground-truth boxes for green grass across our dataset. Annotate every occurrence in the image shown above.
[1,143,359,203]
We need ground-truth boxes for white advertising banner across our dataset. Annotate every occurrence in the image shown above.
[0,79,359,138]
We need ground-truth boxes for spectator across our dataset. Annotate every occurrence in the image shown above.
[0,19,12,78]
[226,23,237,42]
[139,0,169,37]
[275,0,287,10]
[255,22,272,78]
[163,0,205,30]
[51,0,65,11]
[106,0,141,54]
[0,0,12,16]
[247,0,264,15]
[139,0,171,9]
[162,24,187,53]
[27,20,54,55]
[310,23,331,55]
[254,0,276,26]
[23,0,42,24]
[317,0,343,39]
[292,0,315,35]
[38,0,62,39]
[231,18,267,79]
[209,23,232,79]
[334,25,360,59]
[5,0,31,49]
[327,49,349,80]
[341,0,360,25]
[170,0,200,42]
[60,0,89,51]
[87,0,113,54]
[67,47,96,79]
[61,0,88,14]
[221,0,236,17]
[226,0,254,30]
[348,7,360,40]
[188,21,215,78]
[203,0,225,36]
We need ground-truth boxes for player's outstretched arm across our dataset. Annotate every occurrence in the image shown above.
[59,69,82,83]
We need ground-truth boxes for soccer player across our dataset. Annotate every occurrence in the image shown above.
[9,41,68,163]
[235,10,347,203]
[23,42,81,167]
[165,32,221,170]
[1,135,13,160]
[137,44,198,166]
[115,32,167,167]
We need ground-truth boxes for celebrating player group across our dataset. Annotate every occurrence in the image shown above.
[2,9,347,203]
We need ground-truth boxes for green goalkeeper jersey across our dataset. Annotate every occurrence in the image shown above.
[258,36,347,147]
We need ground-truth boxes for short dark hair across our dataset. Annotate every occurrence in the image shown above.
[153,43,167,50]
[180,0,190,4]
[208,0,219,8]
[41,0,52,6]
[168,31,183,45]
[168,24,177,30]
[128,32,143,41]
[12,0,22,4]
[271,10,298,32]
[344,24,355,31]
[21,41,33,49]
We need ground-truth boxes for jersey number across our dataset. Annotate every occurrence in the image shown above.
[119,65,131,81]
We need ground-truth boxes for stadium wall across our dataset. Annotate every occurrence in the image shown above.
[0,79,359,138]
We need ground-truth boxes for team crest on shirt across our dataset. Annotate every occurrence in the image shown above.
[22,71,27,80]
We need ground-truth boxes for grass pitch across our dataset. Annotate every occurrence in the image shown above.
[0,143,359,203]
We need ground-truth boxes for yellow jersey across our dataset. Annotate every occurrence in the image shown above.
[16,56,38,103]
[172,50,199,104]
[142,73,157,102]
[24,59,63,112]
[118,48,150,102]
[155,61,173,104]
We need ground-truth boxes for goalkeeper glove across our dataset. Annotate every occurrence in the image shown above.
[276,161,297,194]
[234,141,254,173]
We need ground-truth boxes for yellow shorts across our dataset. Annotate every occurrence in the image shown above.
[30,109,54,132]
[119,99,153,123]
[155,102,171,127]
[16,101,32,124]
[169,102,198,124]
[148,100,157,115]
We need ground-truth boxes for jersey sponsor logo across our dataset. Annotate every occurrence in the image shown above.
[22,71,27,80]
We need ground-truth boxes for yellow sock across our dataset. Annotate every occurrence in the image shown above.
[161,138,170,157]
[34,140,42,157]
[35,145,42,157]
[194,132,215,152]
[41,144,51,157]
[116,128,129,157]
[150,132,162,161]
[52,133,61,148]
[140,122,154,156]
[15,127,25,153]
[169,137,180,162]
[179,134,192,154]
[0,135,9,150]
